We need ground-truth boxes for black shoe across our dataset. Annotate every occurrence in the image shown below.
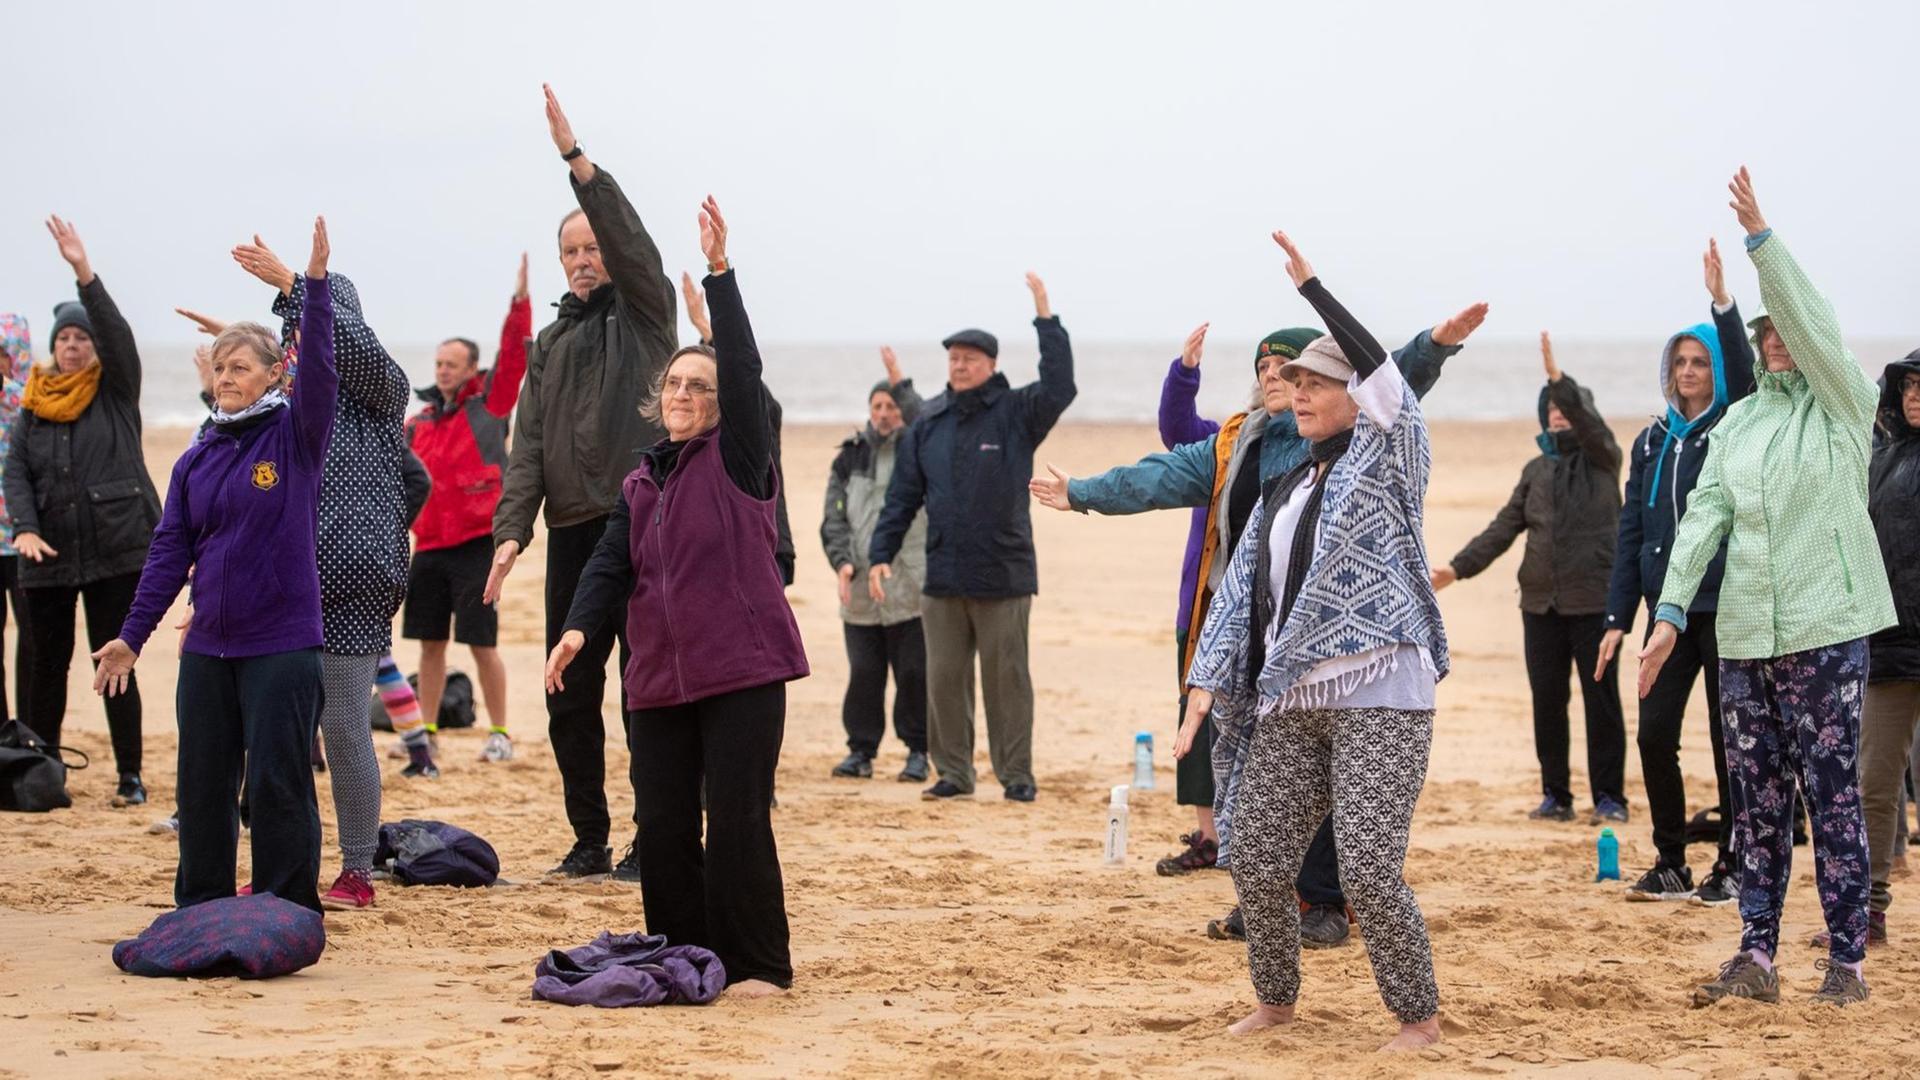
[1591,796,1630,824]
[1207,906,1245,941]
[112,774,147,808]
[921,780,973,801]
[831,752,873,779]
[611,840,643,884]
[399,760,441,779]
[1528,795,1575,822]
[1003,783,1037,803]
[547,842,613,879]
[1691,862,1738,907]
[897,750,930,783]
[1625,862,1694,902]
[1300,903,1352,949]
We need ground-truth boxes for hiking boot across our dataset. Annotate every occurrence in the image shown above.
[831,753,873,779]
[1810,959,1870,1006]
[897,750,930,783]
[1300,903,1352,949]
[922,780,972,801]
[547,843,613,880]
[1809,911,1887,951]
[1625,862,1694,902]
[1155,832,1220,876]
[1691,862,1738,907]
[1003,783,1037,803]
[479,731,514,763]
[1207,906,1245,941]
[321,869,375,911]
[1691,953,1779,1007]
[112,774,147,808]
[1528,795,1576,822]
[1591,796,1630,824]
[612,840,644,884]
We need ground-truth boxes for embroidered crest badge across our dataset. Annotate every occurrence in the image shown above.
[252,461,280,490]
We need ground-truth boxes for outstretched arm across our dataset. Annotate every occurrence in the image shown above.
[548,84,676,337]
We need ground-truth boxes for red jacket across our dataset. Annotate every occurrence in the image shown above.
[407,296,531,552]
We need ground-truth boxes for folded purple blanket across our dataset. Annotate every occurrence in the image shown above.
[112,894,326,979]
[532,931,726,1007]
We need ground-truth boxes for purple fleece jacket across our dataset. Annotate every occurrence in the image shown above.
[1158,358,1218,635]
[117,276,337,658]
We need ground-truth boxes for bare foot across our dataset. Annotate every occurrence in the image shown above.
[727,979,787,999]
[1227,1003,1294,1034]
[1380,1018,1441,1053]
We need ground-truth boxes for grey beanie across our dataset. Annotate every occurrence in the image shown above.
[49,301,93,344]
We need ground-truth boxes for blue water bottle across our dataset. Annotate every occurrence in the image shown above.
[1133,732,1155,790]
[1596,828,1621,882]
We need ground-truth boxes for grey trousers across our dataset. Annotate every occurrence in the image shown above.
[317,652,382,871]
[1860,680,1920,914]
[921,595,1032,793]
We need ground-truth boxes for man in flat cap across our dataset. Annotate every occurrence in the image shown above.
[868,273,1075,803]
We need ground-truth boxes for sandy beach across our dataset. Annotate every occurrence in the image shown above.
[3,416,1917,1079]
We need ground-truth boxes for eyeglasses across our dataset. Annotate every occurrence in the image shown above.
[663,377,716,398]
[1901,377,1920,399]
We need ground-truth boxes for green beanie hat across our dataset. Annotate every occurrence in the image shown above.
[1255,328,1323,374]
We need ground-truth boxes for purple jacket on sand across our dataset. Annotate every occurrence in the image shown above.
[532,931,726,1007]
[118,277,337,657]
[1159,359,1218,635]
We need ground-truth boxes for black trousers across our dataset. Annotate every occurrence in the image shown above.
[1175,629,1215,808]
[175,648,324,912]
[631,681,792,988]
[841,619,928,757]
[1637,612,1732,869]
[1521,609,1626,806]
[1297,814,1345,907]
[0,555,32,724]
[23,571,142,775]
[545,516,636,849]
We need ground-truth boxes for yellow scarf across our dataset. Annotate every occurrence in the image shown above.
[22,363,102,423]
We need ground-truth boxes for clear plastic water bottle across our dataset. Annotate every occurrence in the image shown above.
[1104,785,1130,865]
[1132,732,1155,790]
[1596,827,1621,882]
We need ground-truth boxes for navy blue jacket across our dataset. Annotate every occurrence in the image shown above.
[1604,301,1756,634]
[869,316,1075,597]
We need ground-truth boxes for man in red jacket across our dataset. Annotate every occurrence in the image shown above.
[404,255,530,764]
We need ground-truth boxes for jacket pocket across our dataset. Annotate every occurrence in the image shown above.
[1834,530,1854,594]
[87,478,156,558]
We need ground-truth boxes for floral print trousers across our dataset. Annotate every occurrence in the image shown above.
[1719,638,1870,965]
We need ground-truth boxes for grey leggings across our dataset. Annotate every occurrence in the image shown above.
[1231,705,1438,1024]
[318,652,381,871]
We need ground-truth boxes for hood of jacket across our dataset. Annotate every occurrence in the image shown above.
[1878,352,1920,443]
[1535,380,1601,432]
[1659,322,1729,427]
[280,272,362,353]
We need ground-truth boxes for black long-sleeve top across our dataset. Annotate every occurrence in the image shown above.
[1297,276,1386,378]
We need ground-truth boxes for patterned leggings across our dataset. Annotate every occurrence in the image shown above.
[317,652,382,871]
[1720,638,1871,965]
[1230,706,1438,1023]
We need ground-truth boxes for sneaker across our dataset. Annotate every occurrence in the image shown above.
[479,731,513,763]
[922,780,973,801]
[1625,862,1694,902]
[237,883,253,897]
[611,840,643,884]
[148,815,178,835]
[547,842,613,880]
[1691,953,1779,1007]
[897,750,930,783]
[399,759,441,779]
[831,752,873,779]
[1809,911,1887,951]
[1155,832,1220,876]
[1809,959,1870,1006]
[1206,906,1245,941]
[112,774,148,808]
[1300,903,1352,949]
[1591,796,1630,824]
[321,869,375,911]
[1003,783,1037,803]
[1691,862,1738,907]
[1528,795,1576,822]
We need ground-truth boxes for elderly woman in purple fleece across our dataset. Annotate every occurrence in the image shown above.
[93,218,337,915]
[545,198,807,997]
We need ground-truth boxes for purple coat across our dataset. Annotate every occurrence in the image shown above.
[118,277,337,658]
[1158,359,1219,636]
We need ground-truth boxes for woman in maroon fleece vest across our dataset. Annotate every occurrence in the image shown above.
[546,197,806,996]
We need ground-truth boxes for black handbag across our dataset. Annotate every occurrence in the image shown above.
[0,718,89,812]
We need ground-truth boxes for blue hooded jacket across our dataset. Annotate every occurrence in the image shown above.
[1603,302,1758,632]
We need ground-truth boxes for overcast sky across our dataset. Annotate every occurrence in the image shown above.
[6,0,1917,357]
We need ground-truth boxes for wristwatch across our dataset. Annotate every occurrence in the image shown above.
[562,143,585,161]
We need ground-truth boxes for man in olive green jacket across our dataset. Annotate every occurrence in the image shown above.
[1644,168,1894,1010]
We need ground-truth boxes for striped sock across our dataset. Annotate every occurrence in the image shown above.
[374,654,428,745]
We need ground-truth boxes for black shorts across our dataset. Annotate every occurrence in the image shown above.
[402,535,498,647]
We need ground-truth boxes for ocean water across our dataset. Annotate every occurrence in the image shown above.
[135,336,1917,428]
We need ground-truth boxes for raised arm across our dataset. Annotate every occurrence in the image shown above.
[702,198,773,499]
[1541,334,1619,471]
[486,256,533,418]
[1704,239,1758,405]
[1160,324,1220,449]
[546,85,676,336]
[290,218,338,463]
[47,218,141,404]
[1020,273,1077,439]
[271,273,408,420]
[1397,302,1488,400]
[1275,231,1387,379]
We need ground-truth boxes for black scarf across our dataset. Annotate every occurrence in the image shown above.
[1246,429,1353,689]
